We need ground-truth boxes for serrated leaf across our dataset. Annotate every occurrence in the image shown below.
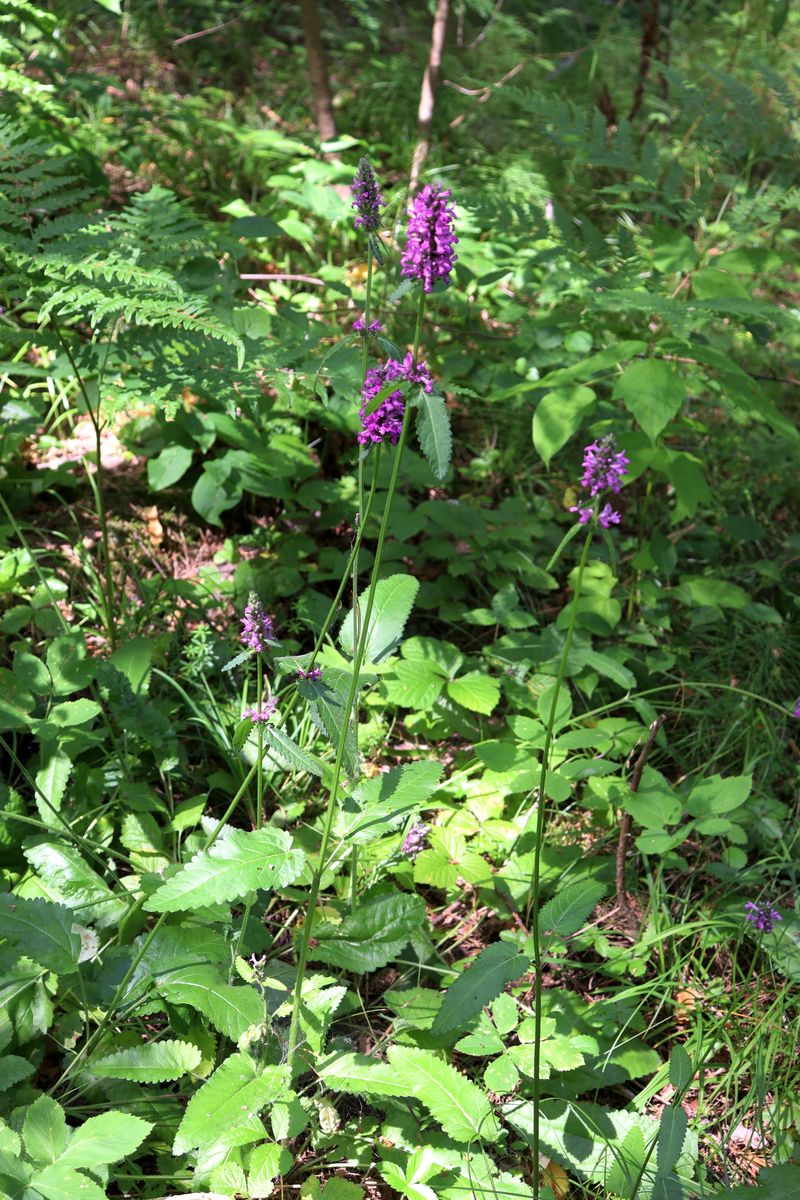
[30,1164,107,1200]
[34,746,71,826]
[318,1051,410,1097]
[669,1045,692,1091]
[157,966,266,1041]
[339,574,419,664]
[388,1045,500,1142]
[0,1055,34,1090]
[334,761,442,845]
[58,1111,152,1168]
[23,842,126,928]
[22,1096,68,1165]
[173,1054,288,1154]
[0,894,81,974]
[308,887,425,972]
[263,724,324,777]
[537,881,606,940]
[446,672,500,715]
[145,827,304,912]
[614,359,686,443]
[90,1039,202,1082]
[657,1106,688,1177]
[299,667,359,777]
[222,648,255,673]
[416,390,452,480]
[432,942,530,1037]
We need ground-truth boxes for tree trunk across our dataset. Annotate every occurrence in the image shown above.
[299,0,338,152]
[409,0,450,193]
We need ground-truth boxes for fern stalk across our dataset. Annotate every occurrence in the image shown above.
[525,525,593,1200]
[287,289,427,1071]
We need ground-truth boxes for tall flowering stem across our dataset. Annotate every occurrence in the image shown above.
[526,526,593,1200]
[287,288,427,1070]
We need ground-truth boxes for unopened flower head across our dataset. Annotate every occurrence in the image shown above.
[351,158,385,232]
[581,435,630,497]
[296,666,322,682]
[401,184,458,293]
[358,355,434,446]
[401,821,430,857]
[240,593,277,653]
[353,315,382,334]
[744,901,781,933]
[245,697,278,723]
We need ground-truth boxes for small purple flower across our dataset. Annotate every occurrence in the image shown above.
[296,666,322,682]
[358,355,435,446]
[351,158,385,233]
[570,506,593,525]
[401,821,429,857]
[744,901,782,933]
[245,697,278,723]
[598,503,621,528]
[401,184,458,293]
[581,435,630,497]
[353,315,382,334]
[240,593,277,654]
[794,697,800,719]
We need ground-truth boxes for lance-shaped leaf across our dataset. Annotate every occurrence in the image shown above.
[298,667,359,778]
[90,1039,202,1083]
[57,1111,153,1169]
[145,827,304,913]
[334,760,442,845]
[416,390,452,480]
[537,881,606,942]
[432,941,530,1037]
[388,1046,500,1143]
[339,574,419,665]
[308,887,425,973]
[318,1051,411,1098]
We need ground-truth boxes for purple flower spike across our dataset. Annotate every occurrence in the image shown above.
[744,901,782,933]
[240,593,277,653]
[296,666,322,682]
[598,503,621,528]
[401,821,430,857]
[581,435,630,497]
[358,355,434,446]
[245,697,278,723]
[401,184,458,293]
[353,315,382,334]
[351,158,385,233]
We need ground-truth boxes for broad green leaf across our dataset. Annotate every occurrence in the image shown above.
[157,967,265,1041]
[537,881,607,940]
[446,672,500,715]
[263,725,324,777]
[248,1141,294,1198]
[299,666,359,777]
[0,895,81,974]
[725,1165,800,1199]
[148,444,193,490]
[339,574,419,664]
[649,226,699,273]
[383,659,445,709]
[191,458,243,526]
[90,1039,202,1082]
[22,1096,68,1165]
[416,391,452,480]
[30,1164,106,1200]
[432,942,530,1037]
[686,773,751,817]
[232,214,284,238]
[657,1107,688,1176]
[676,575,749,610]
[173,1054,288,1154]
[58,1111,152,1168]
[34,746,71,826]
[308,887,425,972]
[532,385,595,466]
[389,1045,500,1142]
[534,340,648,390]
[334,761,443,845]
[145,827,304,912]
[23,842,126,928]
[614,359,686,443]
[0,1055,34,1090]
[318,1051,410,1098]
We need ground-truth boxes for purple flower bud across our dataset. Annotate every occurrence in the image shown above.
[245,697,278,723]
[358,355,435,446]
[794,697,800,719]
[401,821,430,857]
[401,184,458,293]
[353,315,382,334]
[744,901,782,933]
[580,435,630,497]
[240,593,277,653]
[296,666,322,682]
[351,158,385,233]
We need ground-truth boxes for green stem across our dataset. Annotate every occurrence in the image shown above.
[527,524,593,1200]
[287,289,427,1070]
[237,656,265,955]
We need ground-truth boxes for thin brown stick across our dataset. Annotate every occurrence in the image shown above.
[409,0,451,193]
[299,0,338,153]
[628,0,660,121]
[616,713,666,909]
